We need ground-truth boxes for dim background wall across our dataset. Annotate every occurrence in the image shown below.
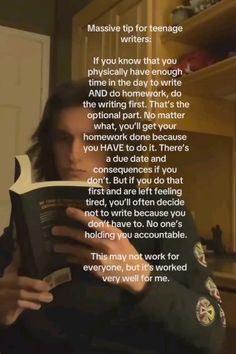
[0,0,92,89]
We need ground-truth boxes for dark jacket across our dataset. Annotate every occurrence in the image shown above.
[0,195,225,354]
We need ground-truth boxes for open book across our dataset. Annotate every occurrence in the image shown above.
[9,155,103,289]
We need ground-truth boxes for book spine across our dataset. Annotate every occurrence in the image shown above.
[9,191,38,278]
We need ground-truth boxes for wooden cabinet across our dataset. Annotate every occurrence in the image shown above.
[72,0,116,80]
[161,0,236,46]
[72,0,152,80]
[72,0,236,135]
[153,0,236,136]
[161,0,236,101]
[153,0,236,251]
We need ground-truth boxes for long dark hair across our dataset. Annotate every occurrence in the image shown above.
[27,78,144,184]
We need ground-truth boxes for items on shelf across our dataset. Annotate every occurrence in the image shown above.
[189,0,221,14]
[170,0,222,24]
[172,49,221,76]
[201,225,226,256]
[171,5,193,25]
[211,225,226,256]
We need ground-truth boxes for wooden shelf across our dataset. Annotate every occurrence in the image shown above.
[180,56,236,99]
[162,0,236,46]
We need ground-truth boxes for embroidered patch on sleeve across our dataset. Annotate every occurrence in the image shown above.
[218,304,226,328]
[196,297,215,326]
[194,242,207,267]
[205,277,222,303]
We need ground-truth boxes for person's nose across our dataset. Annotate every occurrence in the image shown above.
[69,138,84,163]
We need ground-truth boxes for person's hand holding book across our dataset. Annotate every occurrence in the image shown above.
[0,250,53,326]
[52,207,152,295]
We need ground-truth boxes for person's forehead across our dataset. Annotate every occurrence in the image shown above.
[55,107,95,133]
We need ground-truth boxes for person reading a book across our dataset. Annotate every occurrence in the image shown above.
[0,79,225,354]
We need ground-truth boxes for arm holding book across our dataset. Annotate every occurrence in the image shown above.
[0,227,53,326]
[52,207,151,295]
